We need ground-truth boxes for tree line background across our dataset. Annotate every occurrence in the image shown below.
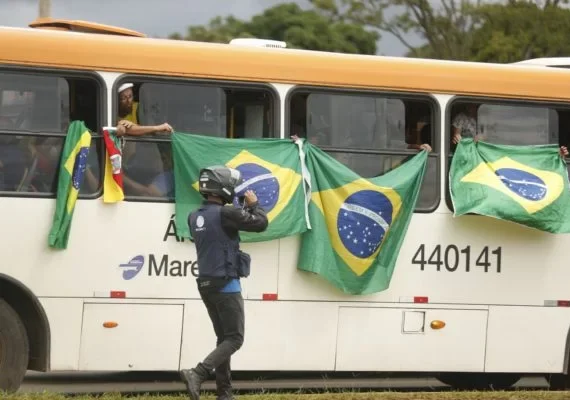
[168,0,570,63]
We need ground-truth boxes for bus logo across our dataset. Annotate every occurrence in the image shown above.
[119,255,145,280]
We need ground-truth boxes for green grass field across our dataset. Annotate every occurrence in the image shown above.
[4,392,570,400]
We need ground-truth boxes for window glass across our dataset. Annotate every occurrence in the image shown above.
[450,101,559,147]
[290,91,438,210]
[304,93,407,150]
[0,71,101,196]
[115,80,275,200]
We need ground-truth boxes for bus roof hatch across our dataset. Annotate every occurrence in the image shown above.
[28,18,146,38]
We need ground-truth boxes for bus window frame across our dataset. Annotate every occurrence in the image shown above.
[0,65,107,200]
[284,85,441,214]
[112,74,281,203]
[444,95,570,213]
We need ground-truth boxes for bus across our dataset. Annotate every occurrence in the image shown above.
[2,17,570,393]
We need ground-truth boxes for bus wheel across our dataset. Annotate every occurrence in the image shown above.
[0,299,29,393]
[437,372,521,390]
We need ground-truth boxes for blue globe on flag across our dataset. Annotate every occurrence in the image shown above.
[337,190,393,259]
[72,147,90,190]
[495,168,547,202]
[232,163,280,212]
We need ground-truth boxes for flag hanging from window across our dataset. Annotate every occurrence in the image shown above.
[103,126,124,203]
[297,144,428,295]
[450,138,570,233]
[172,132,311,242]
[48,121,92,249]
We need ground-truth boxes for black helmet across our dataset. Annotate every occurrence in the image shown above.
[198,165,243,203]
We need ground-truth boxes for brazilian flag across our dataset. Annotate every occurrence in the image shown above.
[172,133,311,242]
[450,138,570,233]
[297,144,428,295]
[48,121,92,249]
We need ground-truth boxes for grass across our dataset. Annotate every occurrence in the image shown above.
[4,392,570,400]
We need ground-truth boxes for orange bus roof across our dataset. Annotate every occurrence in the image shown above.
[1,24,569,102]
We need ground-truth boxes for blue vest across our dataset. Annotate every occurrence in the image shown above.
[189,202,240,279]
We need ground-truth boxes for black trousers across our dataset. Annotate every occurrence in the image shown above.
[199,290,245,397]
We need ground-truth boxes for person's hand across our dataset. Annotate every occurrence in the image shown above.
[118,120,134,128]
[116,120,133,136]
[419,143,432,152]
[244,190,258,206]
[290,134,299,142]
[155,122,173,133]
[452,133,462,145]
[560,146,568,157]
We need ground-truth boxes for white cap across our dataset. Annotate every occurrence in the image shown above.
[118,83,133,93]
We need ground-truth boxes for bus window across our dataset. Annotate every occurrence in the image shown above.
[449,101,559,149]
[114,79,276,201]
[288,90,439,212]
[0,71,102,196]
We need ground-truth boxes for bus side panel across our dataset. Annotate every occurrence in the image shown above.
[278,212,570,307]
[485,306,570,373]
[335,306,488,372]
[39,297,83,371]
[180,300,338,371]
[78,302,184,371]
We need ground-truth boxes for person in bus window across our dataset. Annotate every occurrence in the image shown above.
[115,83,174,196]
[407,115,432,152]
[118,83,139,124]
[120,145,174,198]
[452,103,483,145]
[450,103,569,157]
[117,83,173,136]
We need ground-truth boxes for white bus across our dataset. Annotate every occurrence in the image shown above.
[1,17,570,393]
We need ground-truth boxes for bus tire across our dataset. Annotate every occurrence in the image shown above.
[0,299,29,393]
[437,372,521,390]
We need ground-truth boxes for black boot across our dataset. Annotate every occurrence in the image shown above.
[215,359,233,400]
[180,364,208,400]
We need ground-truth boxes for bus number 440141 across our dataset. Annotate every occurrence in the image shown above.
[412,245,502,273]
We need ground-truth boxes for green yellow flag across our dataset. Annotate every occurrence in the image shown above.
[450,138,570,233]
[298,145,428,295]
[48,121,92,249]
[172,133,311,242]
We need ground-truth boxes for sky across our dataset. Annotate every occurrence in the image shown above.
[0,0,423,56]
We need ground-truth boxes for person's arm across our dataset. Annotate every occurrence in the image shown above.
[116,120,173,137]
[221,190,268,233]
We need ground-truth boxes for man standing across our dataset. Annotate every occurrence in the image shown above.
[180,165,268,400]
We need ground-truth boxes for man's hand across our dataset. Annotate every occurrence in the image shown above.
[118,120,134,128]
[452,133,462,145]
[560,146,568,157]
[116,120,133,136]
[244,190,258,206]
[155,122,173,133]
[419,143,432,152]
